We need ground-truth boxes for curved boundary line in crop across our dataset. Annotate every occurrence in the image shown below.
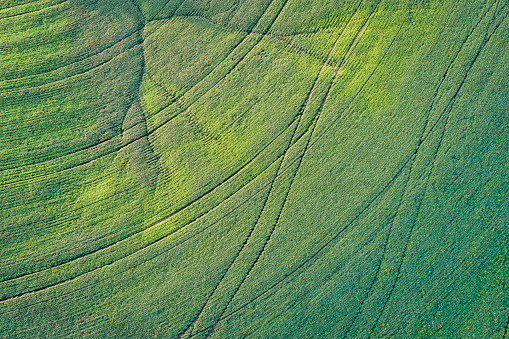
[190,1,382,336]
[0,0,302,295]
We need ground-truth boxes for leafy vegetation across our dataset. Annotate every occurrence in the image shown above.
[1,0,508,338]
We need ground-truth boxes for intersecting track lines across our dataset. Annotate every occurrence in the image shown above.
[181,2,366,337]
[366,2,508,337]
[0,0,295,284]
[0,126,312,313]
[0,115,298,295]
[0,45,333,295]
[182,5,508,334]
[0,161,274,314]
[339,17,408,338]
[342,4,475,334]
[0,2,384,299]
[0,0,346,178]
[168,13,337,68]
[0,0,279,178]
[181,2,387,337]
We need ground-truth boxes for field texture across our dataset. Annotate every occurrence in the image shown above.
[1,0,508,338]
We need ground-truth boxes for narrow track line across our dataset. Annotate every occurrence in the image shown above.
[0,0,187,91]
[502,307,509,338]
[149,0,186,21]
[195,134,415,336]
[0,26,229,173]
[1,165,274,313]
[0,0,326,306]
[0,32,144,99]
[0,30,302,240]
[0,0,40,11]
[1,2,372,292]
[2,120,334,315]
[175,1,311,337]
[1,0,287,289]
[340,18,408,337]
[216,0,380,320]
[0,0,139,84]
[0,0,307,322]
[170,13,334,67]
[176,156,284,339]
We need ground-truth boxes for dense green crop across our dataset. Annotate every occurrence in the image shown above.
[1,0,508,338]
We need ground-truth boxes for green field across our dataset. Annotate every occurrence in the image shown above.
[1,0,508,337]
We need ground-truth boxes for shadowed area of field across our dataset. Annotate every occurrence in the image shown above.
[1,0,508,338]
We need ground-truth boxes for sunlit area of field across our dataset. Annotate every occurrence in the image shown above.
[1,0,508,338]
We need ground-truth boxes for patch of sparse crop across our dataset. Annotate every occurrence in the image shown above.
[1,0,508,338]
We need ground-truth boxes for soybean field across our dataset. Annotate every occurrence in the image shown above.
[1,0,508,338]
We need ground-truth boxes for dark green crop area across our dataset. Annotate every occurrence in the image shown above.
[1,0,508,337]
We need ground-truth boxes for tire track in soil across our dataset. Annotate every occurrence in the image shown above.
[1,89,336,310]
[1,129,316,316]
[339,17,409,336]
[1,0,371,290]
[198,132,413,336]
[186,0,350,333]
[2,71,329,301]
[1,0,336,326]
[189,2,378,337]
[4,0,504,334]
[0,2,207,173]
[1,24,309,289]
[0,162,274,316]
[0,0,41,12]
[341,2,476,331]
[175,157,284,339]
[1,0,338,176]
[366,3,507,337]
[172,1,308,337]
[0,26,302,243]
[503,313,509,338]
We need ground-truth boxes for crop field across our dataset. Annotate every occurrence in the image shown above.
[0,0,508,337]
